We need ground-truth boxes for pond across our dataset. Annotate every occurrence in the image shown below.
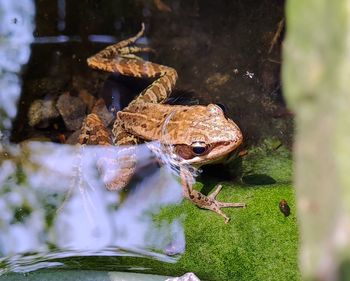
[0,0,298,280]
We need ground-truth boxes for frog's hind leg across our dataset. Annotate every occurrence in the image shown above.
[79,115,112,146]
[87,23,178,105]
[87,23,153,77]
[208,184,246,209]
[98,120,141,191]
[104,23,146,53]
[118,46,155,57]
[78,102,138,191]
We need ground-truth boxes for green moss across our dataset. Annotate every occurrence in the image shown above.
[0,140,298,281]
[15,164,27,185]
[12,203,32,224]
[154,140,300,281]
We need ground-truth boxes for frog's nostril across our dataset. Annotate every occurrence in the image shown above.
[215,103,226,113]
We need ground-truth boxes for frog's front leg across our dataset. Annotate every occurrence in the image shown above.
[180,168,246,223]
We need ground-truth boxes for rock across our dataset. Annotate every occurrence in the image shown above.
[56,92,86,131]
[166,273,201,281]
[21,136,52,143]
[25,78,69,99]
[164,220,186,256]
[65,129,81,145]
[28,98,60,128]
[164,241,185,256]
[91,98,114,127]
[78,89,96,112]
[72,73,106,94]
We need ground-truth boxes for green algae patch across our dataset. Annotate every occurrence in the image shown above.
[155,140,300,281]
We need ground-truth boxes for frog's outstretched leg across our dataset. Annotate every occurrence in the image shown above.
[180,168,246,223]
[84,24,177,190]
[87,23,178,106]
[90,22,146,59]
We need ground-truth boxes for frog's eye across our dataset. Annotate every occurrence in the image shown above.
[191,141,208,155]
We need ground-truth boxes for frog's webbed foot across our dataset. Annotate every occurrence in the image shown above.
[180,170,245,223]
[187,185,246,223]
[95,23,146,58]
[118,46,155,57]
[96,151,136,191]
[87,23,152,70]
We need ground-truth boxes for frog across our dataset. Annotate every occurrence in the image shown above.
[78,23,246,223]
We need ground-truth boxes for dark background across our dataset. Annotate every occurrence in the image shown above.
[12,0,290,147]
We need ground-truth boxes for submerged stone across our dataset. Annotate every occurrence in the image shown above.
[56,92,86,131]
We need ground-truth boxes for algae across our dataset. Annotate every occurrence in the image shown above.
[153,139,299,281]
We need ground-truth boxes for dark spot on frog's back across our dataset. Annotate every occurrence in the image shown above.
[141,124,147,129]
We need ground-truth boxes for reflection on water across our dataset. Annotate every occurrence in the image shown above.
[0,0,186,274]
[0,0,34,133]
[0,142,184,274]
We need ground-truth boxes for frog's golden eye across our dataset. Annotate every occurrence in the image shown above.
[191,141,208,155]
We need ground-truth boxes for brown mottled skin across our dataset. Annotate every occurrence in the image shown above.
[79,23,245,223]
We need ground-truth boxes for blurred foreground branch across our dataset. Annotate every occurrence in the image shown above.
[283,1,350,280]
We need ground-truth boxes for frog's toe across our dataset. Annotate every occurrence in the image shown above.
[217,201,246,208]
[208,184,223,200]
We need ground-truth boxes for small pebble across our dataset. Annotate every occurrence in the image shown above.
[65,129,81,145]
[91,98,114,127]
[78,89,96,112]
[28,99,60,128]
[166,273,201,281]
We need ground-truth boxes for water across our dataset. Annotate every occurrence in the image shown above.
[0,1,187,276]
[0,0,290,280]
[0,141,186,274]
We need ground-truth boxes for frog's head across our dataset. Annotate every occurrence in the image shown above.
[169,104,243,166]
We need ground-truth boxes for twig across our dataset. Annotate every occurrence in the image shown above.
[268,18,285,54]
